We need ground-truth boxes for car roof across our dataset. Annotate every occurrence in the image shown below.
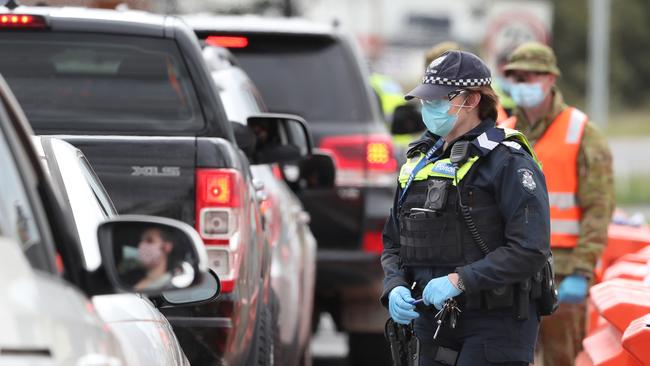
[0,5,171,37]
[183,14,337,37]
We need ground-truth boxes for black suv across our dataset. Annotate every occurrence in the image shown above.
[0,6,316,366]
[185,15,398,364]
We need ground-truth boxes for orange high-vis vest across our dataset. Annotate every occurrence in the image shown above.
[496,104,509,123]
[499,108,588,248]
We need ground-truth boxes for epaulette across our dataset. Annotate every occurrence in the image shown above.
[406,131,438,158]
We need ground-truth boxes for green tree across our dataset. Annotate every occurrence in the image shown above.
[551,0,650,112]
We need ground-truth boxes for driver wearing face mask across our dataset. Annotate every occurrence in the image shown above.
[499,42,614,366]
[134,226,176,291]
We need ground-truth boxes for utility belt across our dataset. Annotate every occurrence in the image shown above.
[409,256,557,319]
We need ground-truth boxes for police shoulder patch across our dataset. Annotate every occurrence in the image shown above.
[517,168,537,192]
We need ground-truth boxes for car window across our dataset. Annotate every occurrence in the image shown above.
[212,70,262,124]
[79,157,118,217]
[50,139,108,271]
[0,116,51,271]
[225,34,373,123]
[0,32,204,133]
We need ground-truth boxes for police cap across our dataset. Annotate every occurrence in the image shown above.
[406,50,492,101]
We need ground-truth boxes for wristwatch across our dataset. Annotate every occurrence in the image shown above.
[456,273,465,292]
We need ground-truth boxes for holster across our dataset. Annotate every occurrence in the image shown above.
[385,319,419,366]
[515,279,531,320]
[534,255,559,316]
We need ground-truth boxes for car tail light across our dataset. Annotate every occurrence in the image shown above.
[196,169,245,293]
[320,134,397,187]
[205,35,249,48]
[362,231,384,254]
[271,164,284,181]
[0,14,47,29]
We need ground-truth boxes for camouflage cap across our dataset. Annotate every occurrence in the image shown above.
[425,41,461,68]
[503,41,561,76]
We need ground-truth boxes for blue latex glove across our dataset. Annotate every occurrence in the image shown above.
[388,286,419,325]
[558,274,588,304]
[423,275,462,310]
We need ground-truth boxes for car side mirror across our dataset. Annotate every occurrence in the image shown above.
[300,151,336,189]
[391,104,425,135]
[247,113,313,164]
[231,121,257,159]
[160,268,221,306]
[97,215,208,295]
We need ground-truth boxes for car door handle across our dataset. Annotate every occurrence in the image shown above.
[256,190,268,202]
[252,178,265,191]
[297,211,311,225]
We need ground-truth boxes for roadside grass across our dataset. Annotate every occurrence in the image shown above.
[615,175,650,206]
[605,109,650,137]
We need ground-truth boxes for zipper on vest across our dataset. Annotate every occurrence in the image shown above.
[525,205,529,224]
[468,189,474,209]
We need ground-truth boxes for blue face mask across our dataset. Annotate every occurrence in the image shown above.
[510,82,545,107]
[495,76,512,94]
[420,98,464,137]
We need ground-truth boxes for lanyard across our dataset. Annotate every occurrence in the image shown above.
[398,138,445,206]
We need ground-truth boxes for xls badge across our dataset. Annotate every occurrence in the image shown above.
[518,168,536,192]
[131,166,180,177]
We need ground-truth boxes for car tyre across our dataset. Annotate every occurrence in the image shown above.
[247,302,276,366]
[299,342,312,366]
[347,332,392,366]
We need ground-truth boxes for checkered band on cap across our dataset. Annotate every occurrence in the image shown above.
[422,75,492,87]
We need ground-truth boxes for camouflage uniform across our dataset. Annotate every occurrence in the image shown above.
[505,42,615,366]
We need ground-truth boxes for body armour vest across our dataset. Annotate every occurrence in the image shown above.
[397,127,538,269]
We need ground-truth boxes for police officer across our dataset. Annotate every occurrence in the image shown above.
[381,50,551,365]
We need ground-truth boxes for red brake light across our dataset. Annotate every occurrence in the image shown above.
[362,231,384,254]
[0,14,47,29]
[320,134,397,172]
[197,169,240,207]
[195,169,246,294]
[205,36,249,48]
[320,134,397,187]
[271,164,284,180]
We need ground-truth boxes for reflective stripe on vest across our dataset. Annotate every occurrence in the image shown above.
[551,219,581,235]
[498,108,587,248]
[398,130,539,188]
[399,156,479,187]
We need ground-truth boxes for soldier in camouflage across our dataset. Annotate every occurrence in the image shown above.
[502,42,615,366]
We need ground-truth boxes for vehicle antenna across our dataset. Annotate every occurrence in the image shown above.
[5,0,20,10]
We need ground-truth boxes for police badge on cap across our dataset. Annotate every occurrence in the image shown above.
[405,50,492,101]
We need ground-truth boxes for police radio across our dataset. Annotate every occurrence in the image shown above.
[449,140,470,166]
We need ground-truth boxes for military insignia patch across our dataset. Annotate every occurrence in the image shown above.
[518,168,536,192]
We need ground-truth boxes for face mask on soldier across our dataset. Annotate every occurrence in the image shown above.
[509,82,546,108]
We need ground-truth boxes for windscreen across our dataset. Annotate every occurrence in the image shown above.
[222,34,373,124]
[0,33,204,133]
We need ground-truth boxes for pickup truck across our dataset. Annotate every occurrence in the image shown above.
[0,74,212,366]
[0,5,316,366]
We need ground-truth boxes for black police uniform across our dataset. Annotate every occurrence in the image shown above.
[380,120,551,366]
